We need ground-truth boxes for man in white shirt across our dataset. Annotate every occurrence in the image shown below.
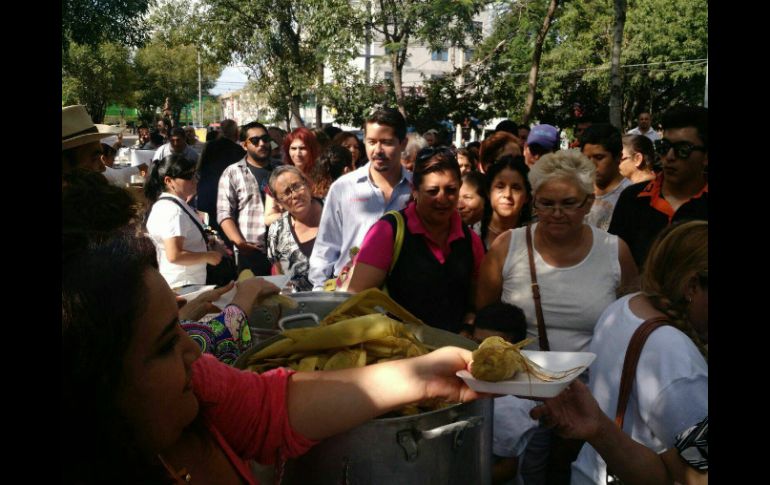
[153,127,200,163]
[627,111,660,142]
[308,107,413,289]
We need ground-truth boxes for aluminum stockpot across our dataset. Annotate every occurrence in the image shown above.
[236,291,492,485]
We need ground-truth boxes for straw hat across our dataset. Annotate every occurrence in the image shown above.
[62,105,122,151]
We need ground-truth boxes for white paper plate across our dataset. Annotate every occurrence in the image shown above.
[456,350,596,398]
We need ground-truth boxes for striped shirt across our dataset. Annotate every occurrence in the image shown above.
[308,162,413,289]
[216,158,266,250]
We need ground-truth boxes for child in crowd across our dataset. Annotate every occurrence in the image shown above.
[472,302,540,485]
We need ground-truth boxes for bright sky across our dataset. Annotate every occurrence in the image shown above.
[210,65,250,95]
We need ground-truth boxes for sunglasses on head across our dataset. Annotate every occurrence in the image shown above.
[654,138,706,159]
[248,134,273,146]
[416,146,452,163]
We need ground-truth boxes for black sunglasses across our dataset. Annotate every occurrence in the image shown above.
[654,138,706,159]
[248,134,273,146]
[416,145,453,163]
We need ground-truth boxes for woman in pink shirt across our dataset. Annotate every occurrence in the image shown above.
[347,146,485,334]
[63,233,481,485]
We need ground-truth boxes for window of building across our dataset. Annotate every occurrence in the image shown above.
[465,49,474,62]
[384,71,393,80]
[431,49,449,62]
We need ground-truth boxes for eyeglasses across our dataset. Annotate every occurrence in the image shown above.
[654,138,706,159]
[416,146,453,164]
[276,181,307,203]
[248,134,273,146]
[533,195,592,214]
[176,171,199,181]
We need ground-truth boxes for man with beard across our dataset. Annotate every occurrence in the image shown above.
[216,121,277,275]
[627,111,661,143]
[308,107,413,289]
[609,106,708,267]
[62,105,122,174]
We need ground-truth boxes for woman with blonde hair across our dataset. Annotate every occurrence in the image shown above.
[476,149,638,483]
[532,221,708,484]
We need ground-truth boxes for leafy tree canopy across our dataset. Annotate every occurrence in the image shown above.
[62,0,152,51]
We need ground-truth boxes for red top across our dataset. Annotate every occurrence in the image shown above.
[355,201,485,279]
[189,354,317,484]
[638,173,709,223]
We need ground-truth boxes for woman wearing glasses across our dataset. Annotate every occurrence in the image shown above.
[264,128,321,226]
[476,149,638,483]
[477,149,638,352]
[620,134,656,184]
[266,166,323,292]
[145,154,223,288]
[346,147,485,333]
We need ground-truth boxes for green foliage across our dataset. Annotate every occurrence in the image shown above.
[199,0,363,126]
[133,40,220,125]
[402,76,495,134]
[62,42,136,123]
[62,0,151,52]
[368,0,489,119]
[472,0,707,128]
[321,69,396,127]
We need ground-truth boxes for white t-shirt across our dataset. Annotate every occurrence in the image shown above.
[493,395,539,485]
[584,177,633,231]
[501,223,621,352]
[627,127,661,142]
[146,193,208,288]
[493,396,539,458]
[571,293,708,485]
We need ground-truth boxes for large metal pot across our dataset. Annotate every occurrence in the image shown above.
[237,292,492,485]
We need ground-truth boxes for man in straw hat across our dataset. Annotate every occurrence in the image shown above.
[62,105,123,174]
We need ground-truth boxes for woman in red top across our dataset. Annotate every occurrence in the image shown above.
[63,232,481,485]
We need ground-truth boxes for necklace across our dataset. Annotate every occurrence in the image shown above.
[158,454,192,483]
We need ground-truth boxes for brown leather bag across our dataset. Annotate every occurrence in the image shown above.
[526,223,582,483]
[606,316,671,483]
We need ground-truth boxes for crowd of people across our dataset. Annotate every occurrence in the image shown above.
[62,102,707,484]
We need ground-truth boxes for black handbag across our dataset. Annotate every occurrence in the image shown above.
[158,197,237,287]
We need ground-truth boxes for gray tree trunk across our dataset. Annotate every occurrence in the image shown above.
[522,0,559,124]
[316,63,324,128]
[609,0,627,129]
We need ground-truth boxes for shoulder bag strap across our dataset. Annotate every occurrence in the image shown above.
[159,197,209,244]
[385,210,406,274]
[379,210,406,296]
[615,315,671,429]
[526,223,550,351]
